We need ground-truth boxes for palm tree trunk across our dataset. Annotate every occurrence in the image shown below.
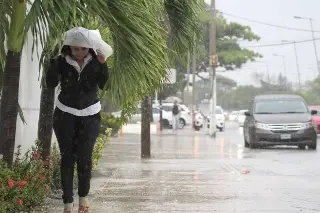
[37,85,55,161]
[0,0,26,167]
[0,51,22,166]
[141,96,151,158]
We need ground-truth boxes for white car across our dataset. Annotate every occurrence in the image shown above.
[229,111,239,121]
[194,111,205,130]
[237,110,248,127]
[153,103,192,128]
[111,107,172,126]
[194,106,225,131]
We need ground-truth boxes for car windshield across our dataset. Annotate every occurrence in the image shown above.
[162,106,172,111]
[215,108,222,114]
[254,99,308,114]
[239,111,247,115]
[162,105,187,112]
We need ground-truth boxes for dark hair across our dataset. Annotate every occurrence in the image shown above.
[61,45,97,58]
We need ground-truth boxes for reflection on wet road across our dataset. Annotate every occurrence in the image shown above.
[89,122,320,212]
[44,122,320,212]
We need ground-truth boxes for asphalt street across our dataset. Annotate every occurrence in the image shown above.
[39,122,320,213]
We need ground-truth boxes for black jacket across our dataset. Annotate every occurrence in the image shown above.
[46,55,108,110]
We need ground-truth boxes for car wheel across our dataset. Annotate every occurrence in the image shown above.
[250,143,258,149]
[194,126,201,131]
[219,127,224,132]
[179,118,185,129]
[244,137,250,148]
[249,136,258,149]
[309,142,317,150]
[298,144,306,150]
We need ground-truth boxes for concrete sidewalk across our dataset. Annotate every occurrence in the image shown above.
[37,124,320,212]
[39,130,223,212]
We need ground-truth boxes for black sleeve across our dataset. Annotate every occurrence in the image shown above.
[97,63,109,89]
[46,57,60,88]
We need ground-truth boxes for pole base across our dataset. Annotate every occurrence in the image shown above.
[209,131,216,138]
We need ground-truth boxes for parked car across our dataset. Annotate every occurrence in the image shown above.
[194,111,205,131]
[229,111,239,121]
[243,94,317,149]
[237,110,248,127]
[153,103,192,129]
[112,107,173,127]
[205,106,226,131]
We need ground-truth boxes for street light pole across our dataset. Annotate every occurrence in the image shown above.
[294,16,320,76]
[209,0,217,137]
[309,19,320,76]
[293,42,301,88]
[266,64,271,83]
[273,54,287,90]
[281,40,301,89]
[187,51,190,92]
[192,34,197,130]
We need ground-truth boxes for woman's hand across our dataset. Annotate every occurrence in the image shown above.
[97,53,106,64]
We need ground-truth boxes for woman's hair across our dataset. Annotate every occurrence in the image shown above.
[61,45,97,58]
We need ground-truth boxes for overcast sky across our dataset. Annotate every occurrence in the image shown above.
[204,0,320,86]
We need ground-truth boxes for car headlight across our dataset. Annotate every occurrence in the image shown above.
[300,121,313,129]
[255,122,270,130]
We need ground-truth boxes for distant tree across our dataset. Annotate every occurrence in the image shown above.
[198,8,262,70]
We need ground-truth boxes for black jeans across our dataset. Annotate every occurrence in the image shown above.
[53,108,101,204]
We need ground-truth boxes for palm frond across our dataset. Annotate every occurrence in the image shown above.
[164,0,202,54]
[97,0,168,109]
[17,104,26,124]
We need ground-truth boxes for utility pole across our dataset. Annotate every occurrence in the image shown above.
[293,42,301,89]
[309,19,320,76]
[281,40,301,89]
[273,54,287,90]
[294,16,320,76]
[266,64,271,83]
[209,0,217,137]
[192,35,197,129]
[187,51,191,92]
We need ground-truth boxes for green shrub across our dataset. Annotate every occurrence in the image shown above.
[92,129,111,169]
[0,144,50,213]
[101,113,125,136]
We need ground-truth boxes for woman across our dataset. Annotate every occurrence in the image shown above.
[46,28,112,213]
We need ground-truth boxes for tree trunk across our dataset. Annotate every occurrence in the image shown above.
[141,96,151,158]
[38,85,55,161]
[0,51,22,166]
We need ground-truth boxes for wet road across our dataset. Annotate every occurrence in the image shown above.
[45,122,320,212]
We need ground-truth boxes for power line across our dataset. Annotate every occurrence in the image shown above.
[219,11,320,33]
[242,38,320,48]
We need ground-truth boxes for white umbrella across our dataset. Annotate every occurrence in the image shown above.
[164,96,182,103]
[63,27,113,58]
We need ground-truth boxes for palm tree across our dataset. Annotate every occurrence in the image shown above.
[0,0,202,166]
[140,1,202,157]
[0,0,155,166]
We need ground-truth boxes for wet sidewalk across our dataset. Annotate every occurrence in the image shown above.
[40,124,320,212]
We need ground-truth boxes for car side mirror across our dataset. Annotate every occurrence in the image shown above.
[311,110,317,115]
[244,111,251,116]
